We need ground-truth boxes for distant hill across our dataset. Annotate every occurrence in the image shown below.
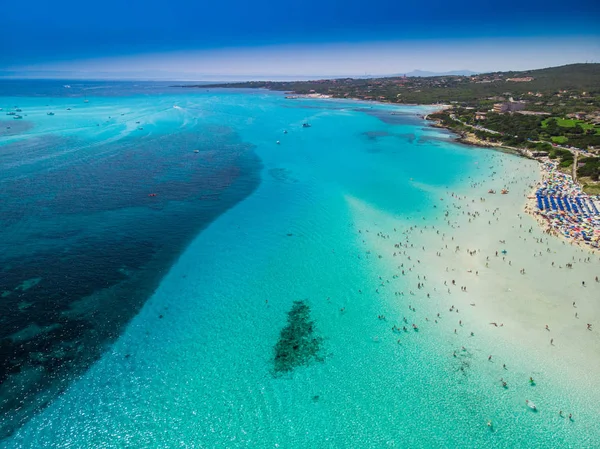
[190,63,600,106]
[404,70,478,77]
[478,63,600,91]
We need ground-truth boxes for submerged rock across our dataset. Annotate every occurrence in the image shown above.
[272,300,324,375]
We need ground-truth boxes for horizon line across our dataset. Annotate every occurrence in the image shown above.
[1,62,599,83]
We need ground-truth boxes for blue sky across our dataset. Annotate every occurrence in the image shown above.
[2,0,600,78]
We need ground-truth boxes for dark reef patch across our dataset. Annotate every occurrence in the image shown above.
[416,135,452,145]
[272,300,324,376]
[362,130,416,145]
[363,131,391,140]
[452,349,473,384]
[0,124,262,439]
[268,168,298,183]
[397,133,417,144]
[0,119,34,136]
[355,107,424,126]
[279,104,349,111]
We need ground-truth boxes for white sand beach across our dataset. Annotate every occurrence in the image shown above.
[347,148,600,433]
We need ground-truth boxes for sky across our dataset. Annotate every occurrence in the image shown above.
[2,0,600,79]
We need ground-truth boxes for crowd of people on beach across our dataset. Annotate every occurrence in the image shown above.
[348,151,598,432]
[529,161,600,250]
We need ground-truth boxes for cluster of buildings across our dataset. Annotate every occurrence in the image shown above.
[506,76,534,82]
[472,99,528,120]
[468,74,535,84]
[492,100,527,113]
[565,111,600,125]
[469,74,504,83]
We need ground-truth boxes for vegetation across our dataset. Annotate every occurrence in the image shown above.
[428,108,600,149]
[541,117,600,146]
[578,157,600,181]
[548,147,572,160]
[581,181,600,195]
[185,63,600,110]
[542,118,600,132]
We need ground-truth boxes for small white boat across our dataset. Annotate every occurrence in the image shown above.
[64,85,71,88]
[526,400,536,410]
[47,112,55,116]
[276,140,280,145]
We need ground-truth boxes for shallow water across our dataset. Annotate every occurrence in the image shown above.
[1,82,598,447]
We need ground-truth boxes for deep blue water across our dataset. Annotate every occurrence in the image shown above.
[0,80,261,438]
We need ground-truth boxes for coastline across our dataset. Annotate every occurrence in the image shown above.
[284,92,600,272]
[351,147,600,444]
[288,95,529,157]
[426,114,531,157]
[283,92,451,112]
[420,109,600,253]
[299,92,600,255]
[4,90,599,447]
[336,98,600,433]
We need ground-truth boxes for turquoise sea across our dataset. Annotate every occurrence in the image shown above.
[0,81,595,448]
